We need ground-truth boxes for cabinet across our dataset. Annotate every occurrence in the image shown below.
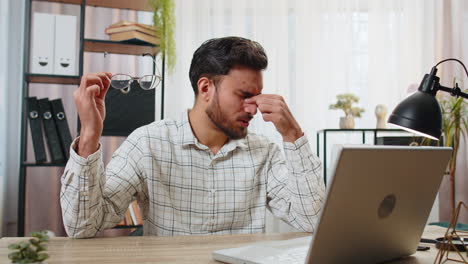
[18,0,163,236]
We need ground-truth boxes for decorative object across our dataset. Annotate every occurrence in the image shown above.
[329,93,365,129]
[375,104,388,129]
[8,230,50,263]
[434,201,468,263]
[388,58,468,218]
[149,0,176,72]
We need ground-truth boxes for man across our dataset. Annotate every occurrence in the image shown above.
[61,36,325,238]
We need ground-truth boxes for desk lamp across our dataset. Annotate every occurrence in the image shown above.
[388,58,468,140]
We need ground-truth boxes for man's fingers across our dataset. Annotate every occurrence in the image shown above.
[256,103,275,114]
[95,72,112,99]
[80,74,104,92]
[85,84,102,99]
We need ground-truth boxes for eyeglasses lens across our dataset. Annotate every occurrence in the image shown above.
[111,74,132,89]
[139,75,160,90]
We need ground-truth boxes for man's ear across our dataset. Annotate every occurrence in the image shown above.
[197,77,214,102]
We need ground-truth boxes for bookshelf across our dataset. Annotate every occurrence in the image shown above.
[18,0,160,236]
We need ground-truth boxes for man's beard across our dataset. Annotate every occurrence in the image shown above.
[205,93,251,140]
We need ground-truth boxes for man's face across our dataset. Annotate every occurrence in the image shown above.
[205,66,262,139]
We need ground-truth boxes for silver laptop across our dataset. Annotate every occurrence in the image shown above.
[212,145,452,264]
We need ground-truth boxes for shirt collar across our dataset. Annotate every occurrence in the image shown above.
[177,110,249,152]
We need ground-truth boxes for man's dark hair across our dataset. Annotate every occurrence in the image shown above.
[189,36,268,95]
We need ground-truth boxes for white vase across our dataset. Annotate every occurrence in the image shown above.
[339,116,355,129]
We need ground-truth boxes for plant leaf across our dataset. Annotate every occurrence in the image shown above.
[8,243,20,250]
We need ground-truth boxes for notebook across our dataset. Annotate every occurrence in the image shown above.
[212,145,452,264]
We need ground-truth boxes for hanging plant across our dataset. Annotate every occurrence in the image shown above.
[149,0,176,73]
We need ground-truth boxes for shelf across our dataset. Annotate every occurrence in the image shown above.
[113,225,142,229]
[26,73,81,85]
[317,128,404,132]
[84,39,159,56]
[33,0,153,12]
[22,162,67,167]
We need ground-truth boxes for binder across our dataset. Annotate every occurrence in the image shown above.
[38,98,65,163]
[26,97,47,163]
[31,13,55,74]
[54,14,77,75]
[50,99,72,159]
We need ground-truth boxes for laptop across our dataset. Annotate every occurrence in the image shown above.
[212,145,452,264]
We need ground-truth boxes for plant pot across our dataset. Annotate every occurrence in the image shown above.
[339,116,355,129]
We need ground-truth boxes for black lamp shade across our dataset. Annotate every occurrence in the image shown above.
[388,91,442,140]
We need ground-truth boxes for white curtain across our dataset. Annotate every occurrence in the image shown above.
[1,0,25,236]
[166,0,468,228]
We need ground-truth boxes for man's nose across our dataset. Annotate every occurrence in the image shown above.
[244,102,257,116]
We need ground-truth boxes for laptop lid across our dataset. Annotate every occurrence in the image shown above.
[306,145,452,263]
[212,145,451,264]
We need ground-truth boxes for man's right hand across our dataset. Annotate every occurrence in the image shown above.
[74,72,112,158]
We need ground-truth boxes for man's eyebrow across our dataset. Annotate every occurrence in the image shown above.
[240,90,260,97]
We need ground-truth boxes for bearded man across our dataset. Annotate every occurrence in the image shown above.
[61,36,325,238]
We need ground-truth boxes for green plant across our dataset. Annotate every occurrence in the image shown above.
[422,78,468,217]
[8,231,50,263]
[329,93,365,118]
[149,0,176,73]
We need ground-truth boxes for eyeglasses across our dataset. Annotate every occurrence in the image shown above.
[104,52,163,92]
[111,74,162,91]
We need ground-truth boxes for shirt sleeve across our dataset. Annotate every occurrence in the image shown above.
[60,129,148,238]
[266,134,325,232]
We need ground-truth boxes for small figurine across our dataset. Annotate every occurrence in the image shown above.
[375,104,388,129]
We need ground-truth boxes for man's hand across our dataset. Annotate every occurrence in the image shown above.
[245,94,303,142]
[74,72,112,157]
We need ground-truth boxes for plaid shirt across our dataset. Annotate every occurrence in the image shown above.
[61,111,325,238]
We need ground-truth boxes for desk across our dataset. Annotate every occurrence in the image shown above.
[0,226,460,263]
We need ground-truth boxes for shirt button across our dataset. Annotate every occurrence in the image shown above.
[81,191,89,197]
[210,189,216,194]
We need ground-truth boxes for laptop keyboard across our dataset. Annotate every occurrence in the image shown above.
[260,246,308,264]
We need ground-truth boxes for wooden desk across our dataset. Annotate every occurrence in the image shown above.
[0,226,460,264]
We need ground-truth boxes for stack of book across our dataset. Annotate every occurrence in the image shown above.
[117,200,144,227]
[105,21,159,45]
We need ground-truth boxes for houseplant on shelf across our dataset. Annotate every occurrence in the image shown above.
[8,231,50,264]
[149,0,176,73]
[329,93,365,129]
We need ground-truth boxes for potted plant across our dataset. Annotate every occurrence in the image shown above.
[424,79,468,220]
[149,0,176,72]
[8,231,50,264]
[329,93,365,129]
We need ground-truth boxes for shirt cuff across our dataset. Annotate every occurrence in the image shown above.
[283,133,309,151]
[69,137,102,165]
[282,133,318,172]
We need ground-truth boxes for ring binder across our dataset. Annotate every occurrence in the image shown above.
[50,99,72,159]
[38,98,65,163]
[27,97,47,163]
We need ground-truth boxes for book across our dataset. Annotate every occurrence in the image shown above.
[50,99,72,159]
[38,98,65,163]
[109,30,160,45]
[105,24,156,37]
[128,203,138,226]
[125,210,133,226]
[132,201,143,225]
[27,97,47,163]
[107,20,154,30]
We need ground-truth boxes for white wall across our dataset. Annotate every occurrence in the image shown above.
[0,0,25,236]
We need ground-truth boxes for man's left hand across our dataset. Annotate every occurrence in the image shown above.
[245,94,303,142]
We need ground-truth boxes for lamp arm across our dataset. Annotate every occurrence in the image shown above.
[436,83,468,99]
[431,58,468,100]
